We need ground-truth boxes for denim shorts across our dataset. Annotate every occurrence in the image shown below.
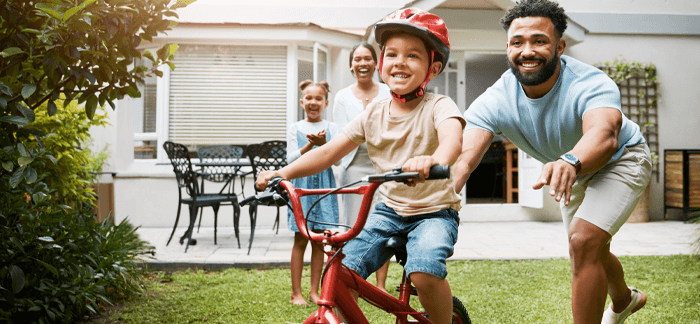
[341,203,459,280]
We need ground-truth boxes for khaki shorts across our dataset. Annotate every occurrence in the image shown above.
[561,143,652,236]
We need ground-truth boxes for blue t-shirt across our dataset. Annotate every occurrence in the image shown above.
[464,55,644,164]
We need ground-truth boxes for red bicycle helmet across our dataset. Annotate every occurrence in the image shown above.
[375,8,450,73]
[374,8,451,102]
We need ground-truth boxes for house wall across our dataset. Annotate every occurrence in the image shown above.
[565,34,700,220]
[100,26,362,229]
[93,2,700,229]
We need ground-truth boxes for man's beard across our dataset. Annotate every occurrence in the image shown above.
[508,51,559,86]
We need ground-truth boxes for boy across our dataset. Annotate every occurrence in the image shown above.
[256,8,464,324]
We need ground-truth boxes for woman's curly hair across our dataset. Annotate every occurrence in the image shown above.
[500,0,568,38]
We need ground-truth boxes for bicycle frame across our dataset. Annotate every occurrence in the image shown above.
[281,181,432,324]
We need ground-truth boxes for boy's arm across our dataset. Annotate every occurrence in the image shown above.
[452,128,494,194]
[256,133,358,191]
[402,117,463,183]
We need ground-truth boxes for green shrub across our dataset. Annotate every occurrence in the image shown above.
[0,101,153,323]
[25,99,109,208]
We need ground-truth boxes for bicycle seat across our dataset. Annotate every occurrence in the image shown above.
[385,236,408,266]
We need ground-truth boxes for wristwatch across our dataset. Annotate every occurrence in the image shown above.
[558,153,581,174]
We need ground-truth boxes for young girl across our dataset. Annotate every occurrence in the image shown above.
[286,80,341,306]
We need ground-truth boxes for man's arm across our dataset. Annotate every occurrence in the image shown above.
[533,107,622,205]
[452,128,494,194]
[402,117,464,183]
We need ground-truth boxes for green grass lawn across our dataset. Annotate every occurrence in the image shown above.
[91,255,700,324]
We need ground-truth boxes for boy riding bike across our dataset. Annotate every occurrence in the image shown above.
[256,8,465,324]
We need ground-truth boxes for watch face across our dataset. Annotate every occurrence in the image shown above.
[563,153,579,164]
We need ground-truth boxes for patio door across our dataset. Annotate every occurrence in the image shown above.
[297,43,329,121]
[426,61,458,103]
[518,150,544,208]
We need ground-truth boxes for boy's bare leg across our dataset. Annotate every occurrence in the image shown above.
[376,261,390,291]
[290,233,309,306]
[569,218,616,323]
[309,241,325,304]
[411,272,453,324]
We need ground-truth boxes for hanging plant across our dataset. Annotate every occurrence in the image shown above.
[598,58,660,179]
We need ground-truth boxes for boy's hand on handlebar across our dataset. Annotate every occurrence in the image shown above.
[402,156,437,186]
[256,170,283,191]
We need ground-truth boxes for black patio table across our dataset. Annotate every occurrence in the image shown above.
[192,159,251,193]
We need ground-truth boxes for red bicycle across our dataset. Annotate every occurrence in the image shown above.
[241,166,471,324]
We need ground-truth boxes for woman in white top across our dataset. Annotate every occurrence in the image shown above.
[333,42,391,291]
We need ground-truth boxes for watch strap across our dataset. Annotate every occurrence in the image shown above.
[558,155,581,174]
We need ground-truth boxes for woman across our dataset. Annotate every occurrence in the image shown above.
[333,42,391,291]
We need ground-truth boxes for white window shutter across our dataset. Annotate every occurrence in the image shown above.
[168,45,287,145]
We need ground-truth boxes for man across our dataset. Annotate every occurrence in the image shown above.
[452,1,651,323]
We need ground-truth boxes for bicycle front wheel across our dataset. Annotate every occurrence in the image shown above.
[451,296,471,324]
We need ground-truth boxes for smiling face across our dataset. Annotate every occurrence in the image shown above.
[506,16,565,91]
[300,85,328,123]
[381,33,439,96]
[351,46,377,82]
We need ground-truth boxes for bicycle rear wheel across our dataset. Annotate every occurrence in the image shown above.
[451,296,471,324]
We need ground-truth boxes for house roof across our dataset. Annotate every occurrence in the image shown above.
[174,0,411,35]
[172,0,587,48]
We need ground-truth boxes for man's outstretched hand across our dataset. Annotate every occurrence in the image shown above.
[533,160,578,206]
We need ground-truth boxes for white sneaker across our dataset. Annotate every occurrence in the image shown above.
[601,287,647,324]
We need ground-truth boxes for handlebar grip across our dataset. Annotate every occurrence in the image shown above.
[427,165,450,180]
[240,195,255,206]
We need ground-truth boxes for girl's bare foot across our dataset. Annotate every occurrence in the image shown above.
[309,291,320,305]
[290,294,309,306]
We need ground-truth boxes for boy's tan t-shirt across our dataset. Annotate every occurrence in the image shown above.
[342,93,466,217]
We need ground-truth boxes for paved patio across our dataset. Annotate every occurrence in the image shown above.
[136,220,699,271]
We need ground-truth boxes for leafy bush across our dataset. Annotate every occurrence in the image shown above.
[26,99,109,208]
[0,205,153,323]
[0,102,153,323]
[1,1,183,321]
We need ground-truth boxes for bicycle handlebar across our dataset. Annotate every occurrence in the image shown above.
[240,165,451,245]
[364,164,450,183]
[240,177,289,207]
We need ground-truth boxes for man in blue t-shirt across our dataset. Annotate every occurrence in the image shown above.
[453,1,651,324]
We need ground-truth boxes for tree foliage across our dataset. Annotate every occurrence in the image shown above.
[0,1,187,322]
[0,0,182,146]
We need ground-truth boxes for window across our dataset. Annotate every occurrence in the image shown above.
[133,58,158,159]
[132,43,333,161]
[167,45,288,146]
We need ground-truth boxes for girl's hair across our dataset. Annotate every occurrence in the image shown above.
[348,42,378,68]
[299,80,331,99]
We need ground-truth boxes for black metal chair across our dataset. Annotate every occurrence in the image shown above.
[196,145,247,247]
[244,140,287,254]
[163,141,239,252]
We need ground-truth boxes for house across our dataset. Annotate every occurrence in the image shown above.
[91,0,700,230]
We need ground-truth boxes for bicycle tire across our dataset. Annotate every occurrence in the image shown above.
[451,296,471,324]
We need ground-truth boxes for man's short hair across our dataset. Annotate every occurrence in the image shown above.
[500,0,568,38]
